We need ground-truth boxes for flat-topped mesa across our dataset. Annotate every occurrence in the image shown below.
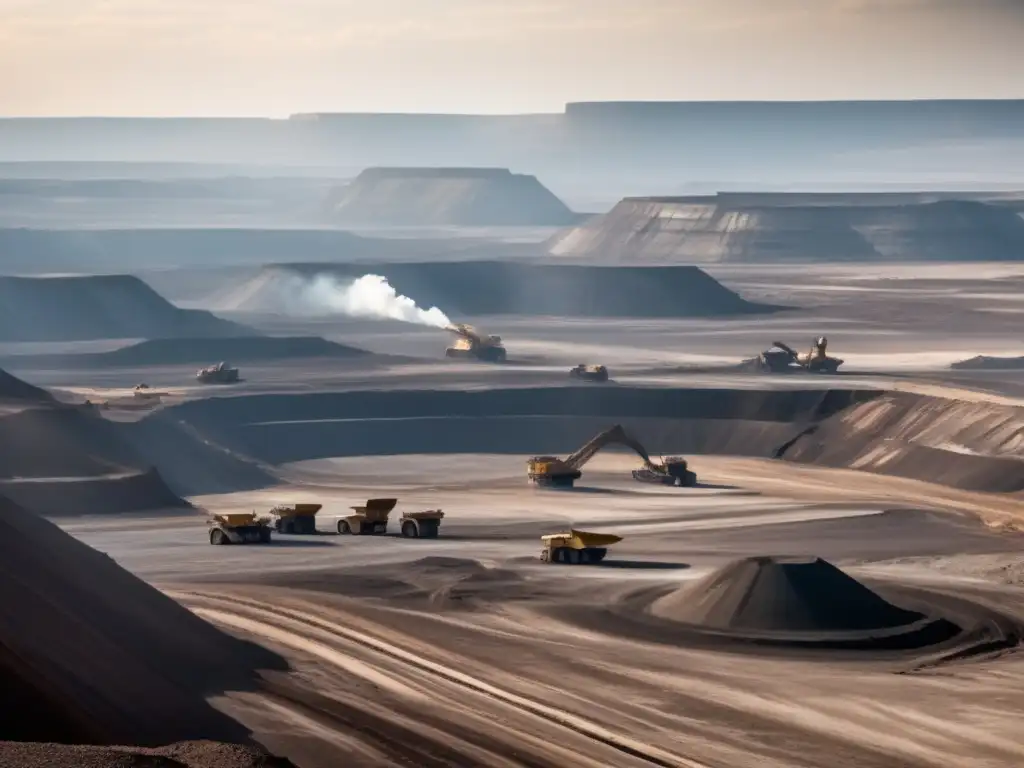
[253,261,779,317]
[329,166,578,227]
[356,167,518,179]
[547,193,1024,263]
[0,274,249,342]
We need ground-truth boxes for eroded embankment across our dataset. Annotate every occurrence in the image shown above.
[547,195,1024,263]
[953,355,1024,371]
[159,386,872,463]
[153,385,1024,494]
[0,400,272,508]
[0,468,189,517]
[778,391,1024,492]
[0,494,287,748]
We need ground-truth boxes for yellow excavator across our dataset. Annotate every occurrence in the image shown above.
[444,323,507,363]
[527,424,696,488]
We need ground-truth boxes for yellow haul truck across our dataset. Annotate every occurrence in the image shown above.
[270,503,322,534]
[540,529,622,565]
[208,512,272,545]
[336,498,445,538]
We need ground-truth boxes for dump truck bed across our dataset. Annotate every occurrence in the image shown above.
[351,498,398,512]
[273,503,323,517]
[212,512,263,527]
[346,497,398,523]
[541,529,623,549]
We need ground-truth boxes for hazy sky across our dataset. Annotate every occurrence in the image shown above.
[2,0,1023,116]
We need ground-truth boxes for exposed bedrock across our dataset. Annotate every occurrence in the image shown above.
[547,195,1024,263]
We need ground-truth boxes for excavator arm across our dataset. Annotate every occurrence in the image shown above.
[563,424,658,471]
[446,323,482,344]
[771,340,799,359]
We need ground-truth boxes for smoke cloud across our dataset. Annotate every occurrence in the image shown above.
[267,273,451,328]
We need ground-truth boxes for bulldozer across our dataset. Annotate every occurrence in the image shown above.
[336,498,444,538]
[569,364,609,382]
[527,424,696,488]
[196,361,240,384]
[444,324,507,363]
[540,529,622,565]
[269,503,322,534]
[758,337,843,374]
[208,512,272,545]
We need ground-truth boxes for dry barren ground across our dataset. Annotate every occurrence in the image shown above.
[60,455,1024,768]
[15,259,1024,766]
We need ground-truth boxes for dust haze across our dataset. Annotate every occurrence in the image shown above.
[4,63,1024,768]
[250,271,451,328]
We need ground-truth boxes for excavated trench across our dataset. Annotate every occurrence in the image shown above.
[146,385,1024,494]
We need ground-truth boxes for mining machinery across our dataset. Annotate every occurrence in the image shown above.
[527,424,696,488]
[336,498,445,538]
[758,336,843,374]
[569,364,609,382]
[196,361,240,384]
[540,529,623,565]
[444,323,507,363]
[208,512,272,545]
[269,503,322,534]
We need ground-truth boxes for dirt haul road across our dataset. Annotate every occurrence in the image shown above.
[59,456,1024,768]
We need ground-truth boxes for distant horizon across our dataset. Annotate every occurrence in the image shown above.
[5,1,1022,116]
[3,96,1024,121]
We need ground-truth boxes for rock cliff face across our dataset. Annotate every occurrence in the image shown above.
[777,391,1024,493]
[547,194,1024,263]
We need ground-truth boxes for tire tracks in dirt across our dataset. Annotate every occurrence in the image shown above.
[171,589,713,768]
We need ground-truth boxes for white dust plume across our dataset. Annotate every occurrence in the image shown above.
[269,272,451,328]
